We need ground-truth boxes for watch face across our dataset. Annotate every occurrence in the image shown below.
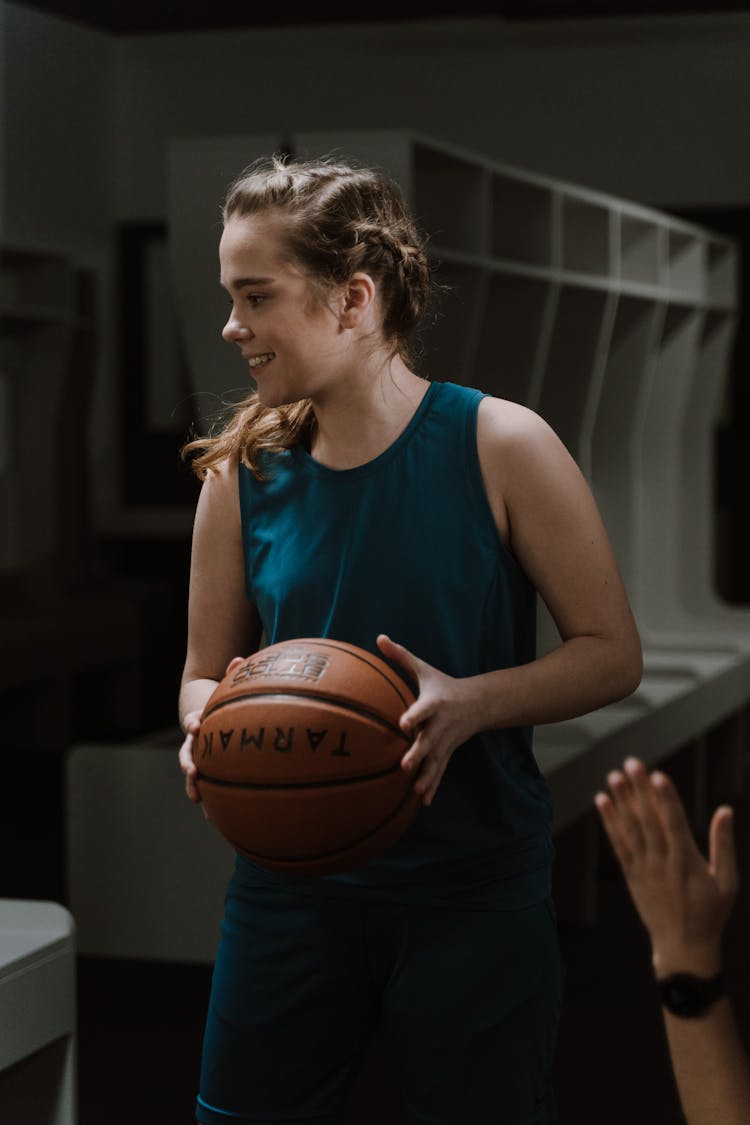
[661,977,697,1017]
[659,972,724,1018]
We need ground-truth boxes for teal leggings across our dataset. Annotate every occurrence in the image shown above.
[197,868,563,1125]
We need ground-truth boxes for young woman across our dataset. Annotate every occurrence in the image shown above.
[178,155,643,1125]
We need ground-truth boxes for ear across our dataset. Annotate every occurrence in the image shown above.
[339,271,377,327]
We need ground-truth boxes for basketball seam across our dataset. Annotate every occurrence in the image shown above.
[201,690,410,742]
[226,786,417,865]
[195,761,403,790]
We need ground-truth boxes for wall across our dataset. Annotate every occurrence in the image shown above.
[3,4,750,513]
[112,13,750,222]
[0,2,6,235]
[2,2,119,505]
[2,1,114,250]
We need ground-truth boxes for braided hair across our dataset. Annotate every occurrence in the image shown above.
[182,154,435,480]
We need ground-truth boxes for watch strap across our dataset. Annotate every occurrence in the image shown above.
[657,971,725,1018]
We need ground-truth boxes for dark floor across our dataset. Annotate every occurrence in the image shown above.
[6,754,750,1125]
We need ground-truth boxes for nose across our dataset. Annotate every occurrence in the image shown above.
[222,308,252,344]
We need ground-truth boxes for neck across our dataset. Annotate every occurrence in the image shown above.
[308,355,429,470]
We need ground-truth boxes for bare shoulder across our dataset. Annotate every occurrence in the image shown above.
[202,453,240,493]
[477,395,571,485]
[193,455,242,537]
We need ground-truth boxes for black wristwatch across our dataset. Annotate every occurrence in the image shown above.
[657,971,725,1018]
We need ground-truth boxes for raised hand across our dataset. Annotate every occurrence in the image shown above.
[594,756,739,976]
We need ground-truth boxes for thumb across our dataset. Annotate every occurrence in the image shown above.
[376,634,423,681]
[709,806,739,899]
[377,634,433,733]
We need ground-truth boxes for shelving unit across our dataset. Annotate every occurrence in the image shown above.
[491,175,553,267]
[413,143,491,256]
[0,247,147,751]
[618,214,661,287]
[0,247,78,579]
[472,274,553,406]
[560,196,612,277]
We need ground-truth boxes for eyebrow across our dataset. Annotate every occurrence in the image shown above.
[221,276,275,291]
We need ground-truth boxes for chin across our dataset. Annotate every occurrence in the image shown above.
[254,381,305,410]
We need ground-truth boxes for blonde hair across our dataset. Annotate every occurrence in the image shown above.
[181,154,433,480]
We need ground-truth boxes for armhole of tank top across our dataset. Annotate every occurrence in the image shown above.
[462,392,526,578]
[236,461,256,603]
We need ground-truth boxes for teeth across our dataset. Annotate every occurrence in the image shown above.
[248,353,274,368]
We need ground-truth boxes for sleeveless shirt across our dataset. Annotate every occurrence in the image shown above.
[236,380,554,909]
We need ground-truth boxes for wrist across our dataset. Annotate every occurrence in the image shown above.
[652,944,723,980]
[466,668,515,732]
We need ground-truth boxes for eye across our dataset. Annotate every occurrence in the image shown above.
[247,295,266,308]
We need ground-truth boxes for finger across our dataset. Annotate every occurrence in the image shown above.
[184,767,201,803]
[594,791,635,867]
[225,656,246,676]
[401,727,430,773]
[413,754,443,806]
[651,771,700,856]
[421,778,440,808]
[607,770,646,856]
[178,737,197,775]
[624,757,667,856]
[709,806,739,899]
[400,694,436,735]
[377,634,424,682]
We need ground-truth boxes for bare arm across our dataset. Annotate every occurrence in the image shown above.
[178,456,263,800]
[661,1001,750,1125]
[473,396,642,725]
[596,759,750,1125]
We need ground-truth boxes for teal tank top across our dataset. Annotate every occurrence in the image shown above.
[237,380,554,909]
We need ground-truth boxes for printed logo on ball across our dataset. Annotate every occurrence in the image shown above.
[232,649,330,683]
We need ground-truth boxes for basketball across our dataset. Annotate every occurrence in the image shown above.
[193,638,421,876]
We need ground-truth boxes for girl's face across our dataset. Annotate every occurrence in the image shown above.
[219,212,354,408]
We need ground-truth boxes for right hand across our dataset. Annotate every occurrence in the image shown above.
[179,656,246,807]
[179,709,205,804]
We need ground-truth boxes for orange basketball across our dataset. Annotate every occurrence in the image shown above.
[194,638,421,877]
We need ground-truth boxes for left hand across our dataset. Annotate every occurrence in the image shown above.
[594,757,739,976]
[377,634,479,807]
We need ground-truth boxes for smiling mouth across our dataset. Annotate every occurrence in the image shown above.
[248,352,275,369]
